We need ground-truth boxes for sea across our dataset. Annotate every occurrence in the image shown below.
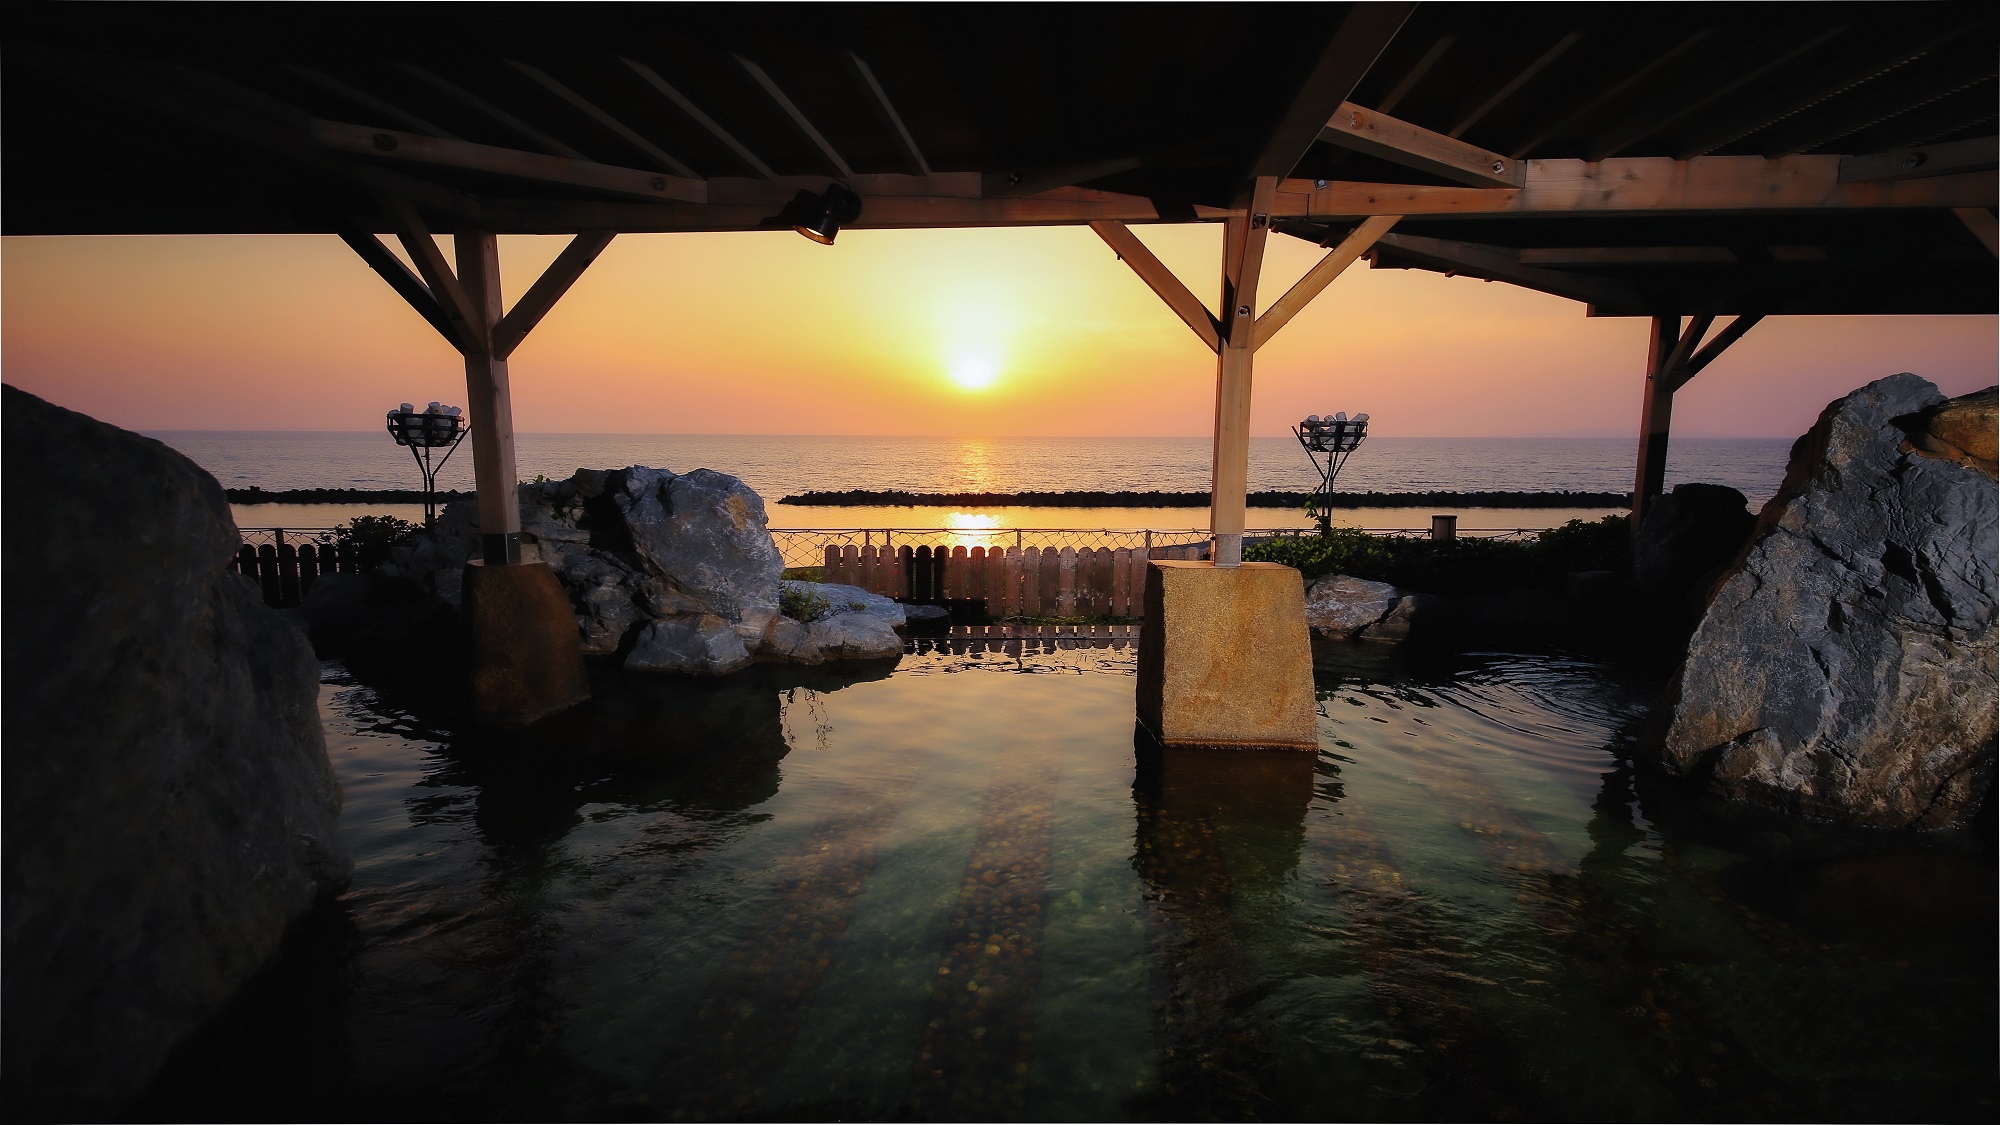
[148,432,1795,532]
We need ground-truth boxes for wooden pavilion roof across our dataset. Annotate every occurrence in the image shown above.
[5,1,1995,315]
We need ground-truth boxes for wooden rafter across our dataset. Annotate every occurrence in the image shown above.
[1756,39,1998,158]
[288,65,458,139]
[621,57,776,179]
[1447,31,1584,140]
[737,55,853,179]
[1319,101,1522,187]
[1670,26,1975,159]
[1519,247,1737,265]
[1955,207,1999,256]
[1245,2,1414,181]
[1254,215,1399,349]
[509,60,698,178]
[491,231,618,358]
[1508,28,1713,158]
[1588,27,1850,161]
[1372,231,1645,310]
[398,62,588,160]
[847,53,931,177]
[1374,35,1455,117]
[1088,221,1221,352]
[314,120,706,203]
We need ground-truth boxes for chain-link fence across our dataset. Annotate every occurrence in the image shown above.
[770,524,1546,570]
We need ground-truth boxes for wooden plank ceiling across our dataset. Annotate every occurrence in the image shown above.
[4,0,1994,314]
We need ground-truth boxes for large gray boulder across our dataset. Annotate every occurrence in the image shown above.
[1304,575,1404,637]
[1659,375,1997,829]
[1,385,350,1117]
[392,466,864,673]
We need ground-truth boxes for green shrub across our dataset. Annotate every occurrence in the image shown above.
[1243,515,1630,596]
[780,584,833,623]
[320,515,418,572]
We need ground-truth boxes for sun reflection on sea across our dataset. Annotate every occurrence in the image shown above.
[943,510,1007,551]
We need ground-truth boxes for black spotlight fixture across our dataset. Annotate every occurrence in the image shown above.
[788,182,863,244]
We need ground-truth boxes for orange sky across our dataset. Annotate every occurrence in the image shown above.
[2,226,1992,438]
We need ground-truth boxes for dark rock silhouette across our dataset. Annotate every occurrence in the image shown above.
[1,385,350,1117]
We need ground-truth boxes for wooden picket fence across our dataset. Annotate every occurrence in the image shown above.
[822,542,1205,617]
[229,535,365,608]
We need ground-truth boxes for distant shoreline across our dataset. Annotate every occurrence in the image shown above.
[224,486,1629,509]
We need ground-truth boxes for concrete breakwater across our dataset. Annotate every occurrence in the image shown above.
[229,486,1633,509]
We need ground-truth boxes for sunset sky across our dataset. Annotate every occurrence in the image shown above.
[3,226,1992,439]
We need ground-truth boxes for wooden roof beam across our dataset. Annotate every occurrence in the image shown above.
[737,55,853,179]
[1371,231,1646,310]
[398,62,588,160]
[1274,155,1998,218]
[847,53,931,177]
[508,60,699,178]
[1320,101,1523,187]
[1839,135,1998,183]
[314,120,706,203]
[1373,35,1455,117]
[1245,2,1414,182]
[1509,28,1713,159]
[621,57,776,179]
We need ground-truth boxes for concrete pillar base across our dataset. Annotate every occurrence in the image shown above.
[462,561,590,726]
[1135,560,1318,751]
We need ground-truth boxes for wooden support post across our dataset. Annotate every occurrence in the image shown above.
[456,232,522,565]
[1211,178,1276,567]
[1632,314,1682,531]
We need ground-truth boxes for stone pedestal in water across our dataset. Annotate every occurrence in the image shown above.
[1136,561,1318,751]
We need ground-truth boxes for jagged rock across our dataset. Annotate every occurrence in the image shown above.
[1304,575,1405,637]
[625,613,754,675]
[1660,375,1998,829]
[1900,385,1996,478]
[396,466,805,670]
[1633,482,1756,604]
[759,615,825,664]
[1361,593,1447,643]
[806,612,905,660]
[902,603,952,630]
[782,580,907,628]
[1,385,350,1118]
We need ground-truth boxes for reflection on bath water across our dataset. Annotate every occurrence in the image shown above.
[142,639,1995,1121]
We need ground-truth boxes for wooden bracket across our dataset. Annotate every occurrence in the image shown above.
[1254,214,1400,349]
[491,231,617,359]
[1088,221,1221,352]
[1954,207,1999,257]
[379,196,485,354]
[1668,314,1763,392]
[337,228,460,349]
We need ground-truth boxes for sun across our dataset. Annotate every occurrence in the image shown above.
[948,356,998,391]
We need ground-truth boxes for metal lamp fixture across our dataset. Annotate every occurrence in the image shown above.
[385,401,469,527]
[788,182,864,244]
[1294,411,1370,534]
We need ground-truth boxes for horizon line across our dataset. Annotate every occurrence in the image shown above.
[140,429,1801,441]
